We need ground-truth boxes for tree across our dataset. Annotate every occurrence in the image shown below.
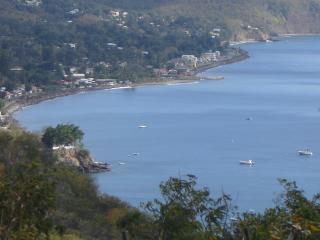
[234,179,320,240]
[41,126,56,148]
[0,131,56,239]
[143,175,235,240]
[4,81,16,92]
[0,162,55,239]
[0,51,10,75]
[42,124,84,148]
[0,99,5,112]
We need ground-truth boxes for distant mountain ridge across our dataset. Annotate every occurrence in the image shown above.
[1,0,320,40]
[102,0,320,40]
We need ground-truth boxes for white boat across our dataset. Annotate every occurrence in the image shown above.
[239,160,255,165]
[298,149,313,156]
[139,125,147,128]
[118,162,126,165]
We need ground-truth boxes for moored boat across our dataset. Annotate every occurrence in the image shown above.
[298,149,313,156]
[239,160,255,165]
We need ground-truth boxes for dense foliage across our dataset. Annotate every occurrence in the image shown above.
[42,124,84,147]
[1,126,320,239]
[143,175,235,240]
[0,0,220,90]
[105,0,320,34]
[1,0,320,92]
[0,129,142,239]
[0,132,55,239]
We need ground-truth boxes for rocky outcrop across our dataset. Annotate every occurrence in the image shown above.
[54,147,111,173]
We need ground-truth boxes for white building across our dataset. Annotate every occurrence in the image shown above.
[181,55,198,68]
[110,11,120,17]
[72,73,85,80]
[199,51,221,63]
[25,0,42,6]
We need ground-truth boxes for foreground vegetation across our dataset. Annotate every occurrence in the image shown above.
[1,127,320,239]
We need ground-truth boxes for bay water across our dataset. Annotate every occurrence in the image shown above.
[15,36,320,211]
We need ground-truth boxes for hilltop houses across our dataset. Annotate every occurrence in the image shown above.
[110,10,120,17]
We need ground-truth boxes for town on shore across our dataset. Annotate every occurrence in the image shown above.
[0,45,249,130]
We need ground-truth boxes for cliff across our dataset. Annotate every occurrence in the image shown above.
[54,147,111,173]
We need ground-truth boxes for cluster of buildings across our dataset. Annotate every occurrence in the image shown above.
[109,10,129,29]
[153,50,222,78]
[168,50,221,71]
[1,85,43,100]
[59,69,131,89]
[210,28,221,38]
[110,10,128,18]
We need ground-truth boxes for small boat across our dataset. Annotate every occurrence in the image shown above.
[298,149,313,156]
[239,160,255,165]
[139,125,147,128]
[246,117,253,121]
[132,152,140,156]
[118,162,126,165]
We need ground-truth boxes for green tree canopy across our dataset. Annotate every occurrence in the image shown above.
[143,175,235,240]
[0,99,5,112]
[42,124,84,148]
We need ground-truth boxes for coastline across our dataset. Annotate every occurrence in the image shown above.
[3,47,249,121]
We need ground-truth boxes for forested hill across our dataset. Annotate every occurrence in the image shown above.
[104,0,320,39]
[0,0,221,89]
[0,0,320,91]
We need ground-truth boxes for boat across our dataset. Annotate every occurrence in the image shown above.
[118,162,126,165]
[132,152,140,156]
[298,149,313,156]
[139,125,147,128]
[239,160,255,165]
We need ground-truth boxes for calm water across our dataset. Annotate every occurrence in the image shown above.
[15,36,320,211]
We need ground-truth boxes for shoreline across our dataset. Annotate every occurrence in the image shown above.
[3,47,249,121]
[279,33,320,37]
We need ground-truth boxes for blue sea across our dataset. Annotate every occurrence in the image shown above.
[15,36,320,211]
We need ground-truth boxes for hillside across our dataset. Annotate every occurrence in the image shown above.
[103,0,320,40]
[0,0,320,94]
[0,0,221,90]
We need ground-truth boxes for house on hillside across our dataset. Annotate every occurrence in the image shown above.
[107,42,117,47]
[72,73,85,80]
[110,10,120,17]
[25,0,42,6]
[68,9,80,15]
[10,66,23,71]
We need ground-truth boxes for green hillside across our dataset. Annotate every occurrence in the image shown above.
[2,127,320,239]
[0,0,222,90]
[103,0,320,39]
[0,0,320,92]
